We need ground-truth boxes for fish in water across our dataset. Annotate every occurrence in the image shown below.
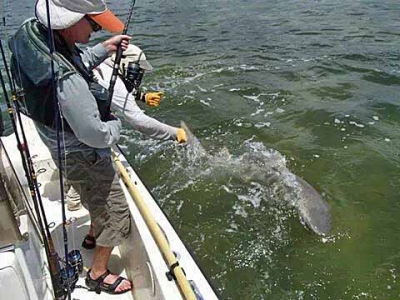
[294,176,330,235]
[238,151,331,236]
[181,121,204,152]
[180,121,331,236]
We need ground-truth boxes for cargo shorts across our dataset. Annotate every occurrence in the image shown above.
[59,150,131,247]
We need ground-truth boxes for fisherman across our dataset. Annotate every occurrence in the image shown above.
[9,0,133,294]
[99,44,188,143]
[67,44,188,216]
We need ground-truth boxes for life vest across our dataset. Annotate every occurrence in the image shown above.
[8,18,110,131]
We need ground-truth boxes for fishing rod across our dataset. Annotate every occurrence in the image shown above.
[0,52,64,299]
[0,39,51,262]
[0,39,68,299]
[0,53,49,246]
[106,0,137,117]
[43,0,72,297]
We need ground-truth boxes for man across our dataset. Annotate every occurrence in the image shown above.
[68,44,188,247]
[99,44,187,143]
[9,0,132,294]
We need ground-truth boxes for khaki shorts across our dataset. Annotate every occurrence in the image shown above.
[61,150,131,247]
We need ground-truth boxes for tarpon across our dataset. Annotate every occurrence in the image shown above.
[180,121,331,236]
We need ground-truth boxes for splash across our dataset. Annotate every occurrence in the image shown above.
[162,132,331,235]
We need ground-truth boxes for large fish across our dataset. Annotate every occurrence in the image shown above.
[295,176,331,235]
[180,121,331,236]
[239,153,331,236]
[181,121,204,151]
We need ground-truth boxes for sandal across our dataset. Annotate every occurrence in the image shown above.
[81,235,96,250]
[85,269,132,295]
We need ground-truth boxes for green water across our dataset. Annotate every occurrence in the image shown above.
[1,0,400,299]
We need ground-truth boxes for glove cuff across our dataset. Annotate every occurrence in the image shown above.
[134,91,146,102]
[141,92,146,103]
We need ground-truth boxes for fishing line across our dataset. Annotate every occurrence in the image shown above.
[60,112,68,220]
[71,218,76,256]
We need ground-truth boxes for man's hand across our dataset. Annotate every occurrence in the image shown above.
[102,35,131,54]
[176,128,187,143]
[144,92,164,107]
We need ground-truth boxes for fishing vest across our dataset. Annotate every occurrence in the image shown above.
[8,18,110,131]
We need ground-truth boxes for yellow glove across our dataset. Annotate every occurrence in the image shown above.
[144,92,164,107]
[176,128,187,143]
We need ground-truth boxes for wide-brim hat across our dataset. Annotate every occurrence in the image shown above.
[104,44,153,76]
[119,44,153,71]
[35,0,124,33]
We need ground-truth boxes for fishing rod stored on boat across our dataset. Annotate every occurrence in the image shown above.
[0,42,54,246]
[42,0,75,297]
[1,2,80,297]
[112,150,197,300]
[0,39,69,299]
[60,218,83,291]
[106,0,136,118]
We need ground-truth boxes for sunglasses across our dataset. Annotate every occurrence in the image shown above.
[85,16,102,32]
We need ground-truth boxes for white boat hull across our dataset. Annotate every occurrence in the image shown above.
[0,114,218,300]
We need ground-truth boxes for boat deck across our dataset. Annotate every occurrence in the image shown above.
[39,192,134,300]
[0,114,219,300]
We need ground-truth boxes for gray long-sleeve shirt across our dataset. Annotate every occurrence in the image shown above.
[36,44,121,156]
[94,62,179,141]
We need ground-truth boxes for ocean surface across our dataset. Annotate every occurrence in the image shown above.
[1,0,400,299]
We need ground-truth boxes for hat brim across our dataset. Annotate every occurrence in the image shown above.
[88,9,124,33]
[139,60,153,71]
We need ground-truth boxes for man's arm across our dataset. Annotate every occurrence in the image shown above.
[95,65,178,140]
[113,91,178,140]
[57,73,121,148]
[81,35,131,70]
[80,44,109,70]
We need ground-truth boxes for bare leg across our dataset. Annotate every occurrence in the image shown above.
[81,223,96,250]
[85,223,95,245]
[90,246,132,293]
